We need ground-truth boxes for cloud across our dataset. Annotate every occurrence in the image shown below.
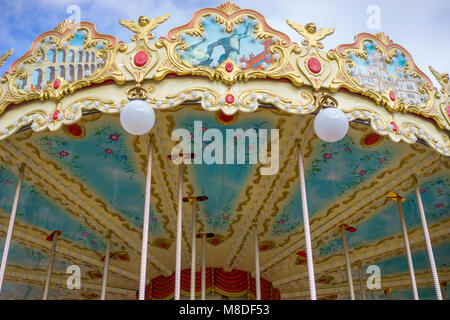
[0,0,449,85]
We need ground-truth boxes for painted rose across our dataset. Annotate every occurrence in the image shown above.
[359,169,366,176]
[345,147,351,152]
[47,142,53,146]
[109,134,120,141]
[420,188,426,193]
[82,232,89,237]
[378,158,386,163]
[437,189,443,194]
[222,215,229,221]
[104,149,113,155]
[58,150,69,157]
[278,219,285,224]
[6,179,12,184]
[323,153,333,160]
[436,203,444,208]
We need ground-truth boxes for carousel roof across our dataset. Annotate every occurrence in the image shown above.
[0,2,448,300]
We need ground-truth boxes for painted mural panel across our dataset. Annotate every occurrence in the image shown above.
[179,15,273,69]
[347,40,429,105]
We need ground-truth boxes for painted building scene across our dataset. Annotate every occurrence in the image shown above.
[0,1,448,304]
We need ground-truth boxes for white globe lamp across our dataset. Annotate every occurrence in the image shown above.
[120,100,155,135]
[313,107,349,143]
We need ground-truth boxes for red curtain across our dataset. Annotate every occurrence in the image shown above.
[145,267,280,300]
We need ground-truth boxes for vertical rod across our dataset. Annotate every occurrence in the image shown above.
[297,143,316,300]
[440,283,447,300]
[201,234,206,300]
[415,184,442,300]
[42,233,58,300]
[358,263,366,300]
[174,163,184,300]
[254,225,261,300]
[101,232,111,300]
[0,164,25,293]
[139,138,153,300]
[190,199,197,300]
[396,197,419,300]
[342,228,355,300]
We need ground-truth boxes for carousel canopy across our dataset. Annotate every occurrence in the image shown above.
[0,2,448,300]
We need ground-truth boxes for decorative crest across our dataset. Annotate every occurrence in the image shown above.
[120,14,170,42]
[286,20,334,49]
[217,1,241,14]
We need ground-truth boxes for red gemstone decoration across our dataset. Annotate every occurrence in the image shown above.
[307,57,322,74]
[218,110,234,123]
[390,121,398,132]
[363,133,381,146]
[134,50,149,67]
[65,124,83,137]
[53,79,60,89]
[225,62,233,72]
[389,91,396,101]
[52,110,61,120]
[225,94,234,104]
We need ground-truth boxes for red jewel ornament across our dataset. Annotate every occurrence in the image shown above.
[307,57,321,74]
[390,121,398,132]
[52,110,61,120]
[134,50,149,67]
[389,91,396,101]
[225,62,233,72]
[65,124,83,137]
[225,94,234,104]
[363,133,381,146]
[53,79,61,89]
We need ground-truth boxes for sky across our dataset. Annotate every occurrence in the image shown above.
[0,0,449,85]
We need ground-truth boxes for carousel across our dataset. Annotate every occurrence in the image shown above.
[0,2,448,300]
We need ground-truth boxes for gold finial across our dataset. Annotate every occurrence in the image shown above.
[120,14,170,42]
[0,48,13,68]
[429,65,449,95]
[286,20,334,49]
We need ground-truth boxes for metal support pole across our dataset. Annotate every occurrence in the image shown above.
[201,234,206,300]
[396,197,419,300]
[101,232,111,300]
[139,138,153,300]
[254,225,261,300]
[190,199,197,300]
[0,164,25,293]
[342,228,355,300]
[297,143,316,300]
[358,263,366,300]
[415,184,442,300]
[174,163,184,300]
[43,232,59,300]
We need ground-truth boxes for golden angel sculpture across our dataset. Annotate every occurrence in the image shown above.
[120,14,170,42]
[286,20,334,49]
